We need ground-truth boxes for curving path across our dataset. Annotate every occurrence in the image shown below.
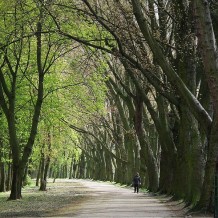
[49,179,212,217]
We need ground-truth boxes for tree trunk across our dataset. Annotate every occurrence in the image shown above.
[105,149,113,181]
[0,161,6,192]
[36,160,41,187]
[133,92,159,191]
[198,116,218,209]
[9,162,22,199]
[156,94,176,194]
[0,137,6,192]
[6,157,12,191]
[8,114,22,199]
[112,108,126,183]
[78,152,86,179]
[39,152,45,191]
[69,156,74,179]
[41,131,52,190]
[107,79,136,184]
[192,0,218,210]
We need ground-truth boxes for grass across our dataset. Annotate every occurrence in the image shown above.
[0,179,86,217]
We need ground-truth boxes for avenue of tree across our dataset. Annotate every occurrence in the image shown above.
[0,0,218,214]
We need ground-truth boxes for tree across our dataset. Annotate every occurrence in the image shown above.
[192,0,218,209]
[0,0,73,199]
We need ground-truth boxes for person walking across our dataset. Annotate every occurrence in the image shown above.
[132,172,141,193]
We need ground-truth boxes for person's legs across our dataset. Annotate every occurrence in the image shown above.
[134,184,137,193]
[136,184,139,193]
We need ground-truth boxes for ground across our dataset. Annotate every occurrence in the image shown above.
[0,179,213,217]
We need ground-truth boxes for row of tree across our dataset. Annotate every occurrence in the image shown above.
[54,0,217,212]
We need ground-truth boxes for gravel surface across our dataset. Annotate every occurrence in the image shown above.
[0,179,213,217]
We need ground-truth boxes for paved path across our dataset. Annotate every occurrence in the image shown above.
[72,180,185,217]
[50,179,198,217]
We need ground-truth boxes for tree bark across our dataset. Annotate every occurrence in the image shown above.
[0,137,6,192]
[192,0,218,209]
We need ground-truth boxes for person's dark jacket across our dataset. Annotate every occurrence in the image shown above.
[132,175,141,185]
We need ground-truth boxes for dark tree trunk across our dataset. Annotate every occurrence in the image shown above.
[69,156,74,179]
[105,150,113,181]
[6,157,12,191]
[0,138,6,192]
[79,152,86,179]
[0,161,6,192]
[192,0,218,210]
[112,109,125,183]
[73,162,78,178]
[22,165,29,187]
[9,163,22,199]
[198,115,218,209]
[41,131,52,190]
[133,93,159,191]
[8,114,22,200]
[39,152,45,191]
[107,79,136,184]
[156,95,176,195]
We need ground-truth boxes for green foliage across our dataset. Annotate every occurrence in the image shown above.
[0,0,108,182]
[29,44,108,176]
[23,175,33,187]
